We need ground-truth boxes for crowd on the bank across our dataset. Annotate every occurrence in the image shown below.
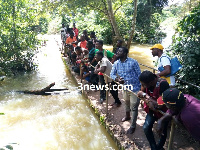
[60,23,200,150]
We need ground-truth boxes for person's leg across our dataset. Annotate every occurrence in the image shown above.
[99,75,106,103]
[127,92,140,134]
[110,81,121,105]
[157,121,169,149]
[122,90,131,122]
[143,111,157,150]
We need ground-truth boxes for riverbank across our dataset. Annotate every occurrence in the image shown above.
[55,36,199,150]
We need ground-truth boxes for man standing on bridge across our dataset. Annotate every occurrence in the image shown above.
[110,47,141,134]
[150,44,175,87]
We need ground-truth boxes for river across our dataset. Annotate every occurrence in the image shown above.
[0,35,118,150]
[0,35,156,150]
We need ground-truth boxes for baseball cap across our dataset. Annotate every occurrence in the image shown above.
[162,88,184,105]
[150,44,164,50]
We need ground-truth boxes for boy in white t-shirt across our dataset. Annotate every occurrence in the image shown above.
[150,44,175,86]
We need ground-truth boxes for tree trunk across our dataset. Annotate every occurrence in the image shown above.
[17,82,69,95]
[127,0,138,52]
[106,0,121,38]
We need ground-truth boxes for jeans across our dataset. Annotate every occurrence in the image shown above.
[123,90,140,128]
[143,110,168,150]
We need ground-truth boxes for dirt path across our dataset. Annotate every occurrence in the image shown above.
[54,36,199,150]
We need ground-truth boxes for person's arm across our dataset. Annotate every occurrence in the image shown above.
[157,65,171,77]
[94,64,100,74]
[111,54,117,64]
[157,56,171,76]
[157,113,172,136]
[110,62,118,80]
[81,72,91,79]
[137,91,158,111]
[95,66,106,73]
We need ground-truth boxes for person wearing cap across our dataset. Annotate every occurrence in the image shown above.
[150,44,175,87]
[157,88,200,142]
[137,70,170,150]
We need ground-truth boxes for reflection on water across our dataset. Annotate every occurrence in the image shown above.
[0,35,117,150]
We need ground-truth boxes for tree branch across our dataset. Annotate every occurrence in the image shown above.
[114,0,123,15]
[88,4,107,14]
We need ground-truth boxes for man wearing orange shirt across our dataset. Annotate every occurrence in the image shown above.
[66,32,77,47]
[79,35,88,50]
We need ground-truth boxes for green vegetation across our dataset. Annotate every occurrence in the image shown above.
[171,3,200,96]
[0,0,49,75]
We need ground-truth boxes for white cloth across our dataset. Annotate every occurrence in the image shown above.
[98,56,113,82]
[158,53,175,86]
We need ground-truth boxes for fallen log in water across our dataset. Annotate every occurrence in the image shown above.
[16,82,69,95]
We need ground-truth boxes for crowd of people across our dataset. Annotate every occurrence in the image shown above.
[60,23,200,150]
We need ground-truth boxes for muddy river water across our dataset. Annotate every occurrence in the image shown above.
[0,35,155,150]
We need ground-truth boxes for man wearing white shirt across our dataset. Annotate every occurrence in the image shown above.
[150,44,175,86]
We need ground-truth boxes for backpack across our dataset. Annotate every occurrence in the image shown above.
[158,56,182,77]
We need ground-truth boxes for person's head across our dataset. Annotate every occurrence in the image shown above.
[117,40,123,47]
[73,22,76,28]
[117,47,128,59]
[90,31,96,38]
[62,23,65,28]
[83,30,88,35]
[139,70,158,89]
[80,34,86,41]
[75,46,82,55]
[150,44,164,57]
[95,40,103,50]
[69,31,74,38]
[95,51,104,62]
[162,88,185,112]
[86,40,94,50]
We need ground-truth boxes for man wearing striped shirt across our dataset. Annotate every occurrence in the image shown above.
[110,47,141,134]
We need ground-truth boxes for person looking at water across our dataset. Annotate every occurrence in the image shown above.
[137,70,170,150]
[73,22,79,40]
[83,30,90,41]
[115,39,123,54]
[66,31,77,48]
[92,40,117,103]
[61,24,66,43]
[86,40,99,89]
[157,88,200,143]
[94,51,121,106]
[150,44,175,87]
[90,31,98,46]
[110,47,141,134]
[78,35,88,50]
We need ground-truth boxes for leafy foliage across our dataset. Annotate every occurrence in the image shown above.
[135,0,167,43]
[0,0,42,75]
[171,3,200,96]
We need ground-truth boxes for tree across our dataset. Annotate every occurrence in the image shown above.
[171,3,200,96]
[41,0,168,48]
[0,0,41,75]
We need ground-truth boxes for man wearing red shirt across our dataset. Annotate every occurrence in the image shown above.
[73,23,79,40]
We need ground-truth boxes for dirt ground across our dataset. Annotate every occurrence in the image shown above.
[55,38,200,150]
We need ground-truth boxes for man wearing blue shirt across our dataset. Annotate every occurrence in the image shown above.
[110,47,141,134]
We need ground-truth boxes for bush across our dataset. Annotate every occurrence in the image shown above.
[171,3,200,96]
